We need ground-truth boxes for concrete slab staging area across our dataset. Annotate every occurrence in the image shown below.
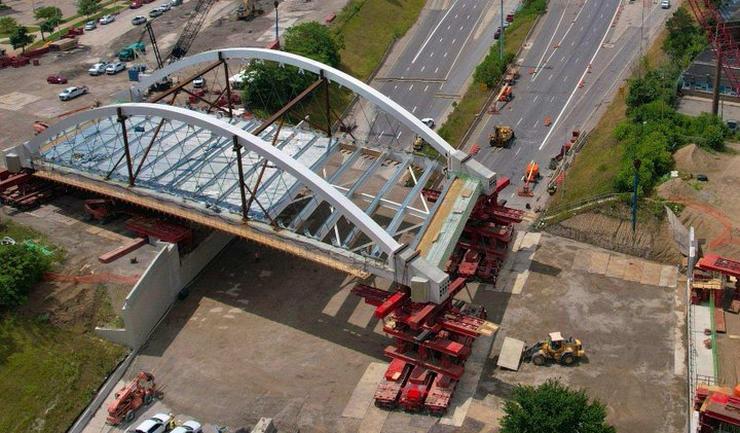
[83,231,687,433]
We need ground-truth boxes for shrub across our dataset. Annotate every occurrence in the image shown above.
[0,244,51,308]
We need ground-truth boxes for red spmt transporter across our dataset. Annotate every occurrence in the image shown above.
[106,371,158,425]
[353,278,497,414]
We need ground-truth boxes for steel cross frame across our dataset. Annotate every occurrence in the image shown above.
[150,60,224,104]
[371,161,436,256]
[310,152,388,240]
[251,77,325,137]
[288,146,364,230]
[245,119,284,216]
[341,158,412,247]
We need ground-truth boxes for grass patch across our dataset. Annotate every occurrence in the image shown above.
[437,2,543,149]
[334,0,426,81]
[0,315,125,433]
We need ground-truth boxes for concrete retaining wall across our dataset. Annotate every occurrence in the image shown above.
[95,231,234,349]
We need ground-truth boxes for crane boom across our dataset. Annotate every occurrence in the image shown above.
[167,0,218,62]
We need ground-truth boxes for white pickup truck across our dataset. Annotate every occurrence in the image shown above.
[58,86,89,101]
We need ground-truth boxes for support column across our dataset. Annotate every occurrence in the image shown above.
[222,55,234,119]
[713,47,723,116]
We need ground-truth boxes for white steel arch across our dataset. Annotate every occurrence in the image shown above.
[129,48,497,194]
[11,103,449,301]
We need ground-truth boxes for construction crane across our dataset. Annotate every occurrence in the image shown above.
[686,0,740,112]
[167,0,218,62]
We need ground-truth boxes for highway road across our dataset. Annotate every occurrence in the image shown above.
[363,0,520,148]
[469,0,673,208]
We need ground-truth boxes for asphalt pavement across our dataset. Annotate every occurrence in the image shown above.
[363,0,520,148]
[469,0,673,208]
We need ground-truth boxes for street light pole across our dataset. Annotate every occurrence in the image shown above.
[274,1,280,46]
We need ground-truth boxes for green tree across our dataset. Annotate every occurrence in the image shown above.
[9,26,34,53]
[0,16,18,34]
[500,379,616,433]
[34,5,63,22]
[663,8,706,66]
[39,19,58,41]
[241,62,313,115]
[76,0,101,17]
[0,244,51,308]
[284,21,343,68]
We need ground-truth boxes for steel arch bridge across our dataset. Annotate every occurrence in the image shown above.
[4,48,499,304]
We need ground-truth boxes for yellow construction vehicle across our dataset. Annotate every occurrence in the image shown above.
[237,0,264,20]
[523,332,585,366]
[413,135,426,152]
[489,125,515,148]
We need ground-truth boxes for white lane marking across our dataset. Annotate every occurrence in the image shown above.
[467,14,470,20]
[548,73,553,80]
[550,96,555,102]
[447,24,451,30]
[439,37,444,42]
[394,85,398,90]
[533,95,539,103]
[531,1,570,81]
[571,40,575,46]
[424,85,429,92]
[459,25,464,31]
[379,129,385,138]
[430,52,435,58]
[574,57,580,63]
[412,105,417,113]
[510,192,516,198]
[409,84,414,91]
[421,65,426,72]
[539,0,591,70]
[397,131,403,139]
[444,51,448,57]
[563,75,568,82]
[444,6,487,81]
[452,38,457,44]
[406,66,410,71]
[539,0,621,151]
[435,67,439,73]
[515,147,521,156]
[412,0,461,64]
[516,117,523,126]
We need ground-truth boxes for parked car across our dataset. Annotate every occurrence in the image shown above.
[46,74,68,84]
[88,61,109,75]
[158,3,171,11]
[132,15,147,25]
[148,8,163,18]
[83,20,97,31]
[494,27,502,40]
[59,86,88,101]
[130,1,143,8]
[171,420,202,433]
[133,413,172,433]
[192,76,205,88]
[506,13,515,22]
[106,62,126,75]
[143,0,155,3]
[661,0,670,8]
[170,0,183,5]
[421,117,435,129]
[99,15,115,25]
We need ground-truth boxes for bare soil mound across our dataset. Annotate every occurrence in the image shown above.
[673,143,722,173]
[546,202,682,264]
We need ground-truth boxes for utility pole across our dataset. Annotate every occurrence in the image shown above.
[499,0,504,61]
[712,24,722,116]
[640,0,645,76]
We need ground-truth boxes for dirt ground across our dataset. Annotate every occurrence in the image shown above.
[657,142,740,259]
[1,194,160,329]
[80,230,686,433]
[545,200,683,264]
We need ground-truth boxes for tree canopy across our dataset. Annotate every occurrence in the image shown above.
[77,0,101,17]
[662,7,706,67]
[0,16,18,34]
[500,379,616,433]
[9,26,34,52]
[34,5,63,23]
[284,21,343,68]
